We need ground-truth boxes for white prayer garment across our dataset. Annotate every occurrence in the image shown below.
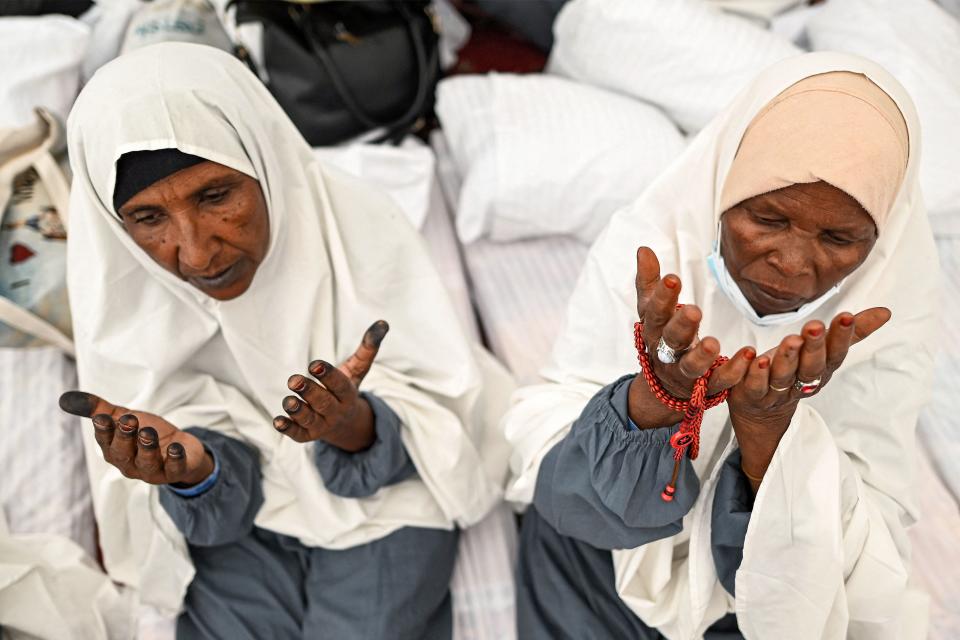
[65,42,513,614]
[504,52,938,639]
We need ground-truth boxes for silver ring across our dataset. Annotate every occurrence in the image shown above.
[768,381,792,393]
[656,337,686,364]
[793,376,822,395]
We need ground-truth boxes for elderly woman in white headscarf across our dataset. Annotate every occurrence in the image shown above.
[57,43,511,638]
[506,53,938,639]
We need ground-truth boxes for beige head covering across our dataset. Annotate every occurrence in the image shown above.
[720,71,909,229]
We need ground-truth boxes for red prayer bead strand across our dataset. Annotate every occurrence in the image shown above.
[633,320,729,501]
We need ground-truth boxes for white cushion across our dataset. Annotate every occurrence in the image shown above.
[547,0,800,134]
[807,0,960,233]
[0,16,89,129]
[436,73,685,243]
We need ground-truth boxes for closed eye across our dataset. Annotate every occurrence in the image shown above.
[133,210,165,226]
[751,212,786,227]
[822,231,854,246]
[200,188,230,204]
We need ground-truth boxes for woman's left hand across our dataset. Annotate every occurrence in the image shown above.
[728,307,891,491]
[274,321,389,452]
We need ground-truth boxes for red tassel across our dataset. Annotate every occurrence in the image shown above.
[634,317,728,502]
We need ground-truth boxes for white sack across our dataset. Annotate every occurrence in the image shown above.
[0,16,89,129]
[437,73,685,243]
[547,0,801,134]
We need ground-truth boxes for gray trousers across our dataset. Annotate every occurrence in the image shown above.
[159,396,457,640]
[516,376,751,639]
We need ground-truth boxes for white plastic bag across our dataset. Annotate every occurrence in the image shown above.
[121,0,232,54]
[548,0,800,133]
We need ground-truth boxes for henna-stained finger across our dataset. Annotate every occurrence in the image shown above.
[340,320,389,386]
[165,442,188,482]
[288,374,337,416]
[850,307,892,345]
[135,426,163,477]
[308,360,354,402]
[642,275,682,346]
[742,356,772,400]
[59,391,123,419]
[273,415,310,443]
[768,336,803,394]
[92,413,116,455]
[796,321,827,383]
[825,312,856,370]
[675,336,721,380]
[634,246,661,319]
[282,395,326,436]
[660,304,702,354]
[110,414,140,469]
[706,347,756,394]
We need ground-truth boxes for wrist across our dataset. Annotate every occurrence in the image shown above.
[730,411,792,485]
[176,451,215,487]
[628,375,682,430]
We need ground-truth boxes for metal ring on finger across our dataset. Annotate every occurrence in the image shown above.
[768,381,793,393]
[793,375,823,395]
[656,337,688,364]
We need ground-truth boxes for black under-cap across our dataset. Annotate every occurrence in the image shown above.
[113,148,207,213]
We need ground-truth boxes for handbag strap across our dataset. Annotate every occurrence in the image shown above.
[290,2,436,142]
[0,115,74,353]
[0,296,74,355]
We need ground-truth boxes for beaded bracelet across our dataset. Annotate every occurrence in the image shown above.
[634,319,729,502]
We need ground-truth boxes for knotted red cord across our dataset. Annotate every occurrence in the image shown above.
[634,317,729,501]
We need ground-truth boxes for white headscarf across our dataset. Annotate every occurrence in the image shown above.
[504,52,939,639]
[66,43,512,613]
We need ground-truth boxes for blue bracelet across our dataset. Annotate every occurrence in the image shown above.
[168,449,220,497]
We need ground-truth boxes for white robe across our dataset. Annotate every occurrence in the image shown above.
[504,52,939,639]
[65,43,513,614]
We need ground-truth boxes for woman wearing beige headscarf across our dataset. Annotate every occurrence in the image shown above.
[507,53,937,639]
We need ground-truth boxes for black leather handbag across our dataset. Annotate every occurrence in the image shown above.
[231,0,440,146]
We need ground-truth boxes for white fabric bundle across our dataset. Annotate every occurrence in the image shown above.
[78,0,146,82]
[0,16,89,129]
[504,52,938,639]
[313,138,436,230]
[66,43,513,614]
[806,0,960,235]
[436,73,685,243]
[0,511,132,640]
[548,0,801,134]
[708,0,804,21]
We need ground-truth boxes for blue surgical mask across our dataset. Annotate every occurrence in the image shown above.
[707,223,843,327]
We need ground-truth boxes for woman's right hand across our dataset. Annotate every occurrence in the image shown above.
[59,391,214,487]
[628,247,756,429]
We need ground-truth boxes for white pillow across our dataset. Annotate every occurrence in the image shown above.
[436,73,685,243]
[547,0,800,134]
[0,16,89,129]
[807,0,960,234]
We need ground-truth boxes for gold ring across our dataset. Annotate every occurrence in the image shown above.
[768,382,792,392]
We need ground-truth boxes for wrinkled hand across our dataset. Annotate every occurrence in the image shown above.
[274,320,388,452]
[628,247,756,429]
[59,391,213,487]
[728,308,891,488]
